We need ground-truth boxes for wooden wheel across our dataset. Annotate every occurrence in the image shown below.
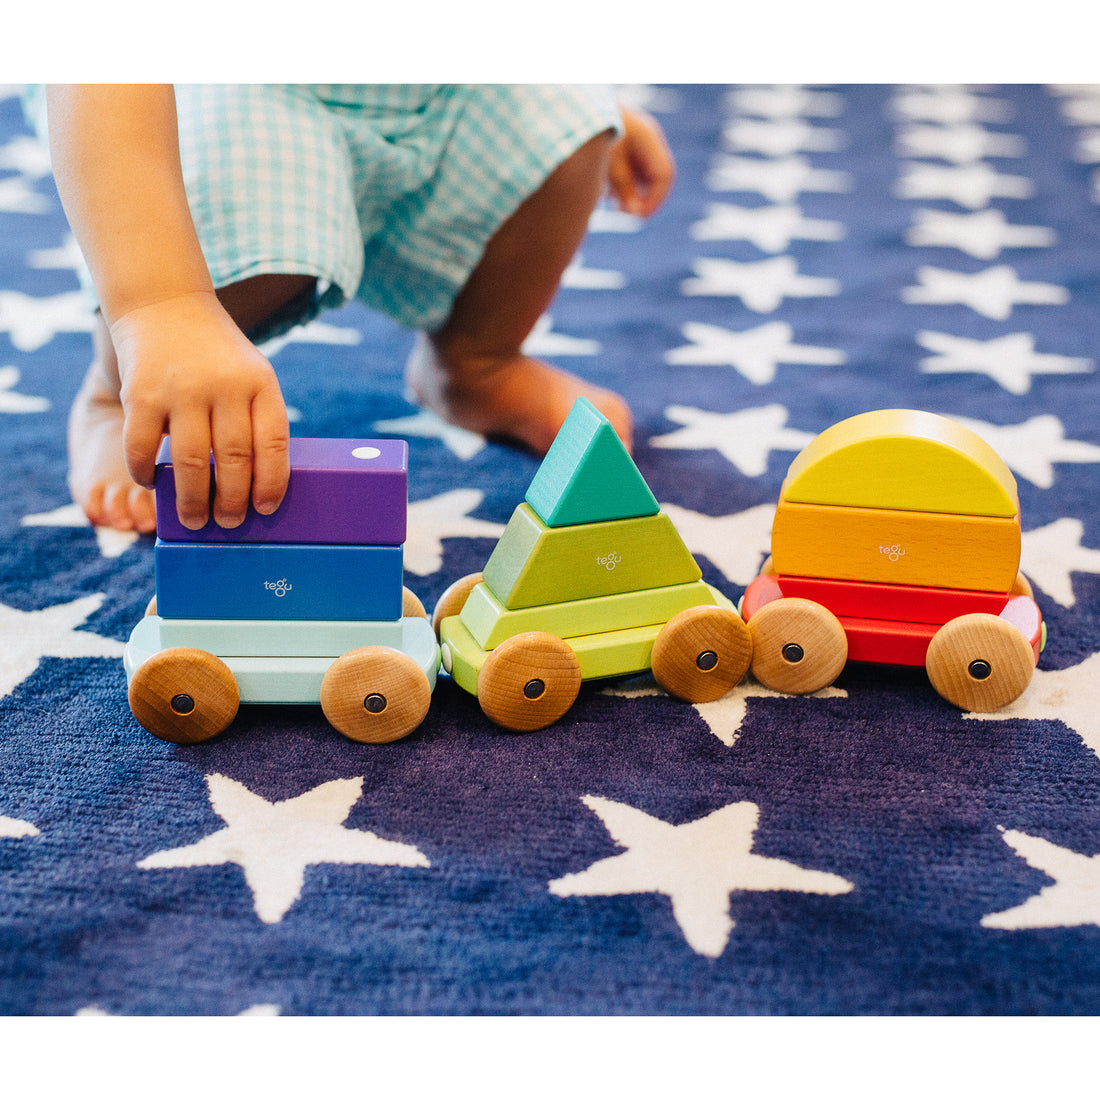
[144,595,158,617]
[477,632,581,732]
[431,572,484,636]
[926,613,1035,712]
[320,646,431,744]
[402,587,428,619]
[747,597,848,694]
[128,647,240,744]
[651,605,752,703]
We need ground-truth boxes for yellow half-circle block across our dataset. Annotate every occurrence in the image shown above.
[781,409,1019,517]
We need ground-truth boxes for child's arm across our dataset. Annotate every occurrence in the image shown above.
[607,107,676,218]
[46,84,289,530]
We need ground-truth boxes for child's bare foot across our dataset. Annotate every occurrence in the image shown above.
[67,355,157,534]
[405,334,634,456]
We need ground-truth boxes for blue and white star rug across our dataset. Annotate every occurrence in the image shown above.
[3,84,1100,1016]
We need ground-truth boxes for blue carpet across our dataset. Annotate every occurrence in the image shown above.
[2,84,1100,1015]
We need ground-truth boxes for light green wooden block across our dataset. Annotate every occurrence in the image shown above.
[525,396,658,527]
[440,584,735,692]
[460,578,722,650]
[158,616,403,657]
[482,503,702,610]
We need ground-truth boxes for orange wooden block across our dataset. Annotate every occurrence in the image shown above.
[770,500,1021,591]
[781,409,1019,517]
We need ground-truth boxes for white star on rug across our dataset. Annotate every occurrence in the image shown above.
[0,133,53,178]
[891,88,1013,125]
[549,796,854,957]
[0,289,95,351]
[20,502,138,559]
[896,123,1025,163]
[0,365,49,413]
[964,652,1100,758]
[681,256,840,313]
[259,318,362,357]
[1060,97,1100,126]
[665,321,844,385]
[651,405,814,478]
[896,163,1034,209]
[138,774,429,924]
[690,202,845,253]
[27,233,85,272]
[1021,518,1100,608]
[374,408,486,461]
[561,254,625,290]
[905,209,1056,259]
[902,265,1068,320]
[693,681,847,748]
[722,118,845,157]
[917,332,1093,395]
[521,314,599,357]
[0,816,39,839]
[587,204,643,233]
[982,830,1100,930]
[660,501,774,587]
[0,176,51,214]
[0,594,124,699]
[1073,130,1100,164]
[404,489,505,576]
[954,413,1100,489]
[726,86,845,119]
[705,154,851,203]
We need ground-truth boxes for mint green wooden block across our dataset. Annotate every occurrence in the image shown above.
[482,503,702,610]
[158,616,404,657]
[460,578,722,650]
[525,396,658,527]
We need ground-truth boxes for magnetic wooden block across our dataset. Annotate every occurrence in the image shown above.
[482,503,702,610]
[158,615,404,657]
[781,409,1018,518]
[770,500,1021,591]
[769,575,1010,625]
[524,397,659,527]
[459,578,722,650]
[154,540,403,621]
[838,615,937,667]
[125,612,439,707]
[154,437,408,544]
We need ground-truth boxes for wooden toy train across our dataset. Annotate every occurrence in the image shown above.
[123,401,1045,742]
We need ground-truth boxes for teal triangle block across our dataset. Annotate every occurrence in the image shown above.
[525,397,659,527]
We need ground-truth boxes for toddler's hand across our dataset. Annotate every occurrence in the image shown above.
[109,291,290,530]
[608,108,676,218]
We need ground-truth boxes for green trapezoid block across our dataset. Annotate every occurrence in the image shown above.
[525,397,659,527]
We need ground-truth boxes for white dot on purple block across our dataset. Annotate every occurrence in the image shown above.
[352,446,382,460]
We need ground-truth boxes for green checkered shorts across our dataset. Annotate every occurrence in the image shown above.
[174,84,622,337]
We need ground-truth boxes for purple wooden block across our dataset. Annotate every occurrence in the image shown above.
[155,437,408,545]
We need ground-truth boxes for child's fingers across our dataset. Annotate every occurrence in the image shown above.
[249,384,290,518]
[210,407,257,530]
[163,411,214,531]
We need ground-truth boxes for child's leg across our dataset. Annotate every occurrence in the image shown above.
[68,274,315,533]
[405,130,633,456]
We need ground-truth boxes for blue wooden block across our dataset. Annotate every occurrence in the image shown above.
[154,437,408,544]
[154,540,403,621]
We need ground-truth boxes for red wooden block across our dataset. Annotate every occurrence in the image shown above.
[772,575,1009,626]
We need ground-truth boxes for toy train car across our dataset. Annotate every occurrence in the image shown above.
[739,409,1044,712]
[124,438,439,744]
[435,397,752,731]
